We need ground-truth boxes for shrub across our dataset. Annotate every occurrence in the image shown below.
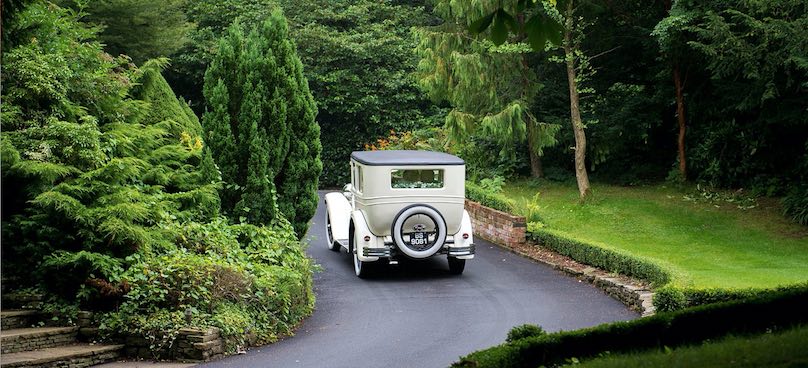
[466,181,516,213]
[528,229,670,286]
[99,219,314,355]
[655,286,768,313]
[783,184,808,225]
[507,324,546,343]
[453,284,808,368]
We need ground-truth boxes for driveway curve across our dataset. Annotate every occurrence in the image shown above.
[200,192,637,368]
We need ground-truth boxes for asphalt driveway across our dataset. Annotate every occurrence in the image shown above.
[199,192,637,368]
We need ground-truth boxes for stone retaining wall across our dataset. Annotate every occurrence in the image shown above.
[124,327,244,362]
[465,199,526,248]
[1,327,78,354]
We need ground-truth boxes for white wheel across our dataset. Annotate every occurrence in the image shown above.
[325,212,340,252]
[352,234,369,278]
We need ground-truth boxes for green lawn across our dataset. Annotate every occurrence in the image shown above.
[564,325,808,368]
[504,180,808,289]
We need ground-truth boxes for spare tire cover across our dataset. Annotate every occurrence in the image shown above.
[391,204,447,259]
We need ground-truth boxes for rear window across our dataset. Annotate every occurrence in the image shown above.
[391,169,444,189]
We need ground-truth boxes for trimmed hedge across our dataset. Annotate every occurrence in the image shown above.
[654,286,768,313]
[529,229,670,286]
[452,284,808,368]
[466,182,516,213]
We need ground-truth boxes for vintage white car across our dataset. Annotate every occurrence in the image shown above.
[324,150,475,278]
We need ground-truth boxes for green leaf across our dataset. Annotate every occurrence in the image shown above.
[525,15,548,51]
[468,11,496,34]
[499,10,519,33]
[546,18,564,46]
[491,11,509,45]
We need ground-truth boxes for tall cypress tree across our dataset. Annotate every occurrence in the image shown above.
[202,9,320,237]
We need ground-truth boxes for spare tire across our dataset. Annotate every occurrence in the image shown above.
[391,204,447,259]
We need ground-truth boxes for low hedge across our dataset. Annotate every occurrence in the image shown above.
[452,284,808,368]
[654,286,768,313]
[466,182,516,213]
[528,229,670,286]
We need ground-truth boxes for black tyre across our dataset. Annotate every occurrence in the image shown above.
[325,212,340,252]
[448,257,465,275]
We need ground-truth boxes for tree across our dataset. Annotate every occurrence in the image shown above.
[1,1,219,293]
[653,0,807,219]
[280,0,444,186]
[77,0,192,65]
[416,1,561,179]
[166,0,276,111]
[202,10,321,237]
[561,0,592,199]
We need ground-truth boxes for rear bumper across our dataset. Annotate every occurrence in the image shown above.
[361,242,475,259]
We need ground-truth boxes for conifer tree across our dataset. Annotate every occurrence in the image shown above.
[203,10,320,236]
[415,1,560,177]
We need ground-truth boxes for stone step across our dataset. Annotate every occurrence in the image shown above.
[1,310,45,330]
[1,327,79,354]
[0,343,124,368]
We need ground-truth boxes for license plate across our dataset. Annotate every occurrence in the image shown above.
[410,232,428,247]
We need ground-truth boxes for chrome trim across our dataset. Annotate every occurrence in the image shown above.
[363,247,392,257]
[448,245,475,257]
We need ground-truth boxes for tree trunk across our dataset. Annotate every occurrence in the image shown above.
[673,65,687,179]
[563,0,591,200]
[515,17,543,179]
[527,121,544,178]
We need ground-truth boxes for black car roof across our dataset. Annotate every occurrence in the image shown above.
[350,150,464,166]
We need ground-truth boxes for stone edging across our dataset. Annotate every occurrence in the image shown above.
[466,199,656,316]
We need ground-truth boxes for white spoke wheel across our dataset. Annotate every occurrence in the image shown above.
[325,212,340,252]
[448,257,465,275]
[353,234,369,278]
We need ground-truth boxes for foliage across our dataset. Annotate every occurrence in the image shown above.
[464,0,564,51]
[653,286,778,313]
[566,325,808,368]
[466,182,517,213]
[76,0,192,65]
[279,0,444,187]
[364,128,449,153]
[453,284,808,368]
[529,229,670,286]
[416,2,561,177]
[202,11,321,237]
[653,0,808,194]
[2,3,314,358]
[1,1,219,288]
[165,0,276,110]
[783,184,808,226]
[507,324,546,343]
[98,219,314,355]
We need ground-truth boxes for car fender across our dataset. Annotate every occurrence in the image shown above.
[450,210,475,260]
[325,192,352,247]
[351,209,381,262]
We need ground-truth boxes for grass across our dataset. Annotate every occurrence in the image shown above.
[503,180,808,289]
[563,325,808,368]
